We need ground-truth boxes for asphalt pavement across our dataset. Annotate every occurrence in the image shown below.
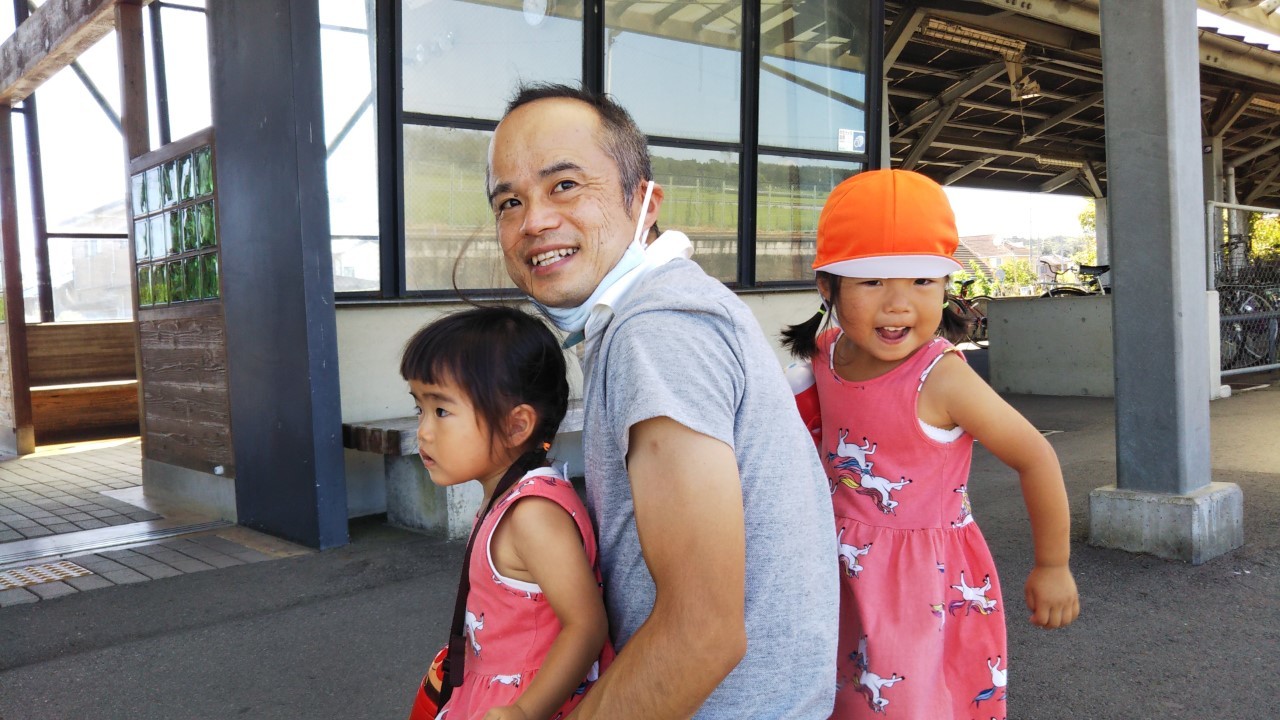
[1,379,1277,720]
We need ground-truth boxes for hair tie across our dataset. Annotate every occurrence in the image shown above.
[817,305,827,316]
[541,441,552,452]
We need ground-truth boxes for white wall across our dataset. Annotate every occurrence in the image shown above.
[334,289,821,516]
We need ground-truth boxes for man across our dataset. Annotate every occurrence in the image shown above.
[487,83,837,719]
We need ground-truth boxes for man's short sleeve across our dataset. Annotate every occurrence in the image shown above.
[602,306,743,456]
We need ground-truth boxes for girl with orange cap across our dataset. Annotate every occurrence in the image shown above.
[782,169,1079,719]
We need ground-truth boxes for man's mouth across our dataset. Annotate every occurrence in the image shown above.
[877,326,909,341]
[531,248,578,267]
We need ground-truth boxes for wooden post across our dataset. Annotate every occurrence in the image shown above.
[116,0,149,456]
[0,108,34,455]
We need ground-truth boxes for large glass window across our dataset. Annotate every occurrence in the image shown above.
[651,146,740,282]
[402,0,582,121]
[376,0,876,297]
[758,0,871,153]
[605,2,741,143]
[403,125,509,292]
[322,0,380,293]
[755,155,859,283]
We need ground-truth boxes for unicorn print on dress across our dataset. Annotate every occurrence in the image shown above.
[488,673,522,688]
[841,471,913,514]
[948,571,999,616]
[971,656,1008,707]
[852,635,904,714]
[952,485,975,528]
[837,527,872,578]
[829,429,877,475]
[464,610,485,656]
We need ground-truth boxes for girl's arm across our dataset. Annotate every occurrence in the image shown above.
[921,354,1081,629]
[485,497,609,720]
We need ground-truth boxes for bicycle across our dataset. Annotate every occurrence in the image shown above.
[1039,260,1110,297]
[1218,285,1277,370]
[949,277,993,348]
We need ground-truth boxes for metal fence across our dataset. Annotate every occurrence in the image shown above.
[1205,200,1280,376]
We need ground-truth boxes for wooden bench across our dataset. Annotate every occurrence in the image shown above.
[28,322,139,443]
[343,399,584,539]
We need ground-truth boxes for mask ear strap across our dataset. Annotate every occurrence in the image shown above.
[631,180,656,248]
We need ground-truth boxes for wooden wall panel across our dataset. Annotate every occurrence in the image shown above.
[139,308,233,475]
[28,321,137,385]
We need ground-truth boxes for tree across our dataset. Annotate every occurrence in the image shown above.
[1078,199,1096,235]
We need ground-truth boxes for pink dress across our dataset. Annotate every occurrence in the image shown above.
[813,333,1007,719]
[439,469,613,720]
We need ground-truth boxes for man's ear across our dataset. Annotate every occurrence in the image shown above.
[504,403,538,450]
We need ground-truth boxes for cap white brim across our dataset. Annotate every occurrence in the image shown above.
[815,254,963,278]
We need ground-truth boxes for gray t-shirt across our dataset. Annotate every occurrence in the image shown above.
[583,259,838,719]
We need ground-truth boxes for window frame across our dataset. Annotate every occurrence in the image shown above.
[348,0,882,301]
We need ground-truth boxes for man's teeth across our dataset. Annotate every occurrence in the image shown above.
[531,248,577,267]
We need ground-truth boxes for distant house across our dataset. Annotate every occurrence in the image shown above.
[958,234,1028,282]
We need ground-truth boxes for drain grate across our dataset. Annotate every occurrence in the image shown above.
[0,560,92,590]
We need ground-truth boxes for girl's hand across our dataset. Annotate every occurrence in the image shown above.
[1024,564,1080,629]
[483,705,530,720]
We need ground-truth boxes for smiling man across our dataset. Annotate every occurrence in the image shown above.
[487,84,838,719]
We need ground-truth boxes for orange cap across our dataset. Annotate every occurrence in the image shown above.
[813,169,962,278]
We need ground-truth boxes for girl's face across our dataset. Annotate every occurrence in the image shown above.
[823,275,946,378]
[408,376,514,488]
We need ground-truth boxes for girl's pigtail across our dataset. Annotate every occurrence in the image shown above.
[781,306,827,360]
[938,293,972,343]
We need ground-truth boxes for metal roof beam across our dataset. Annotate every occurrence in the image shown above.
[1228,135,1280,167]
[1208,90,1256,138]
[942,155,997,185]
[901,98,959,170]
[1245,161,1280,204]
[1039,167,1081,193]
[1016,92,1104,144]
[895,61,1005,138]
[884,2,924,70]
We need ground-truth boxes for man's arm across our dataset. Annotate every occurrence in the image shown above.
[567,415,747,719]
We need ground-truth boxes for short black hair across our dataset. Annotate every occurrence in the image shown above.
[400,306,569,455]
[498,82,652,211]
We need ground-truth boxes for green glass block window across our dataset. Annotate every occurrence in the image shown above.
[197,201,215,248]
[202,254,219,299]
[168,260,184,302]
[161,161,178,207]
[183,207,198,252]
[148,214,166,260]
[184,257,201,300]
[146,167,161,212]
[177,153,194,201]
[137,266,152,307]
[132,145,217,309]
[131,174,145,217]
[134,220,149,261]
[196,147,214,196]
[152,263,169,304]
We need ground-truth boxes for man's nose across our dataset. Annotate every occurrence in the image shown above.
[521,196,561,236]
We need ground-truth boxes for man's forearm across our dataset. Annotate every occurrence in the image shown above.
[566,601,745,719]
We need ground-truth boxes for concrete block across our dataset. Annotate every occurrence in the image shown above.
[988,295,1114,397]
[384,456,479,541]
[1089,482,1244,564]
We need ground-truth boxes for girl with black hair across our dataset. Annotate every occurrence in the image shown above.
[401,306,610,720]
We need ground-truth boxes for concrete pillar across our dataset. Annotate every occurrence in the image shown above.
[1094,196,1109,265]
[1092,0,1242,564]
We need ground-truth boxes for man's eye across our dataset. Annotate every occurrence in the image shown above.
[553,179,576,192]
[497,197,520,211]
